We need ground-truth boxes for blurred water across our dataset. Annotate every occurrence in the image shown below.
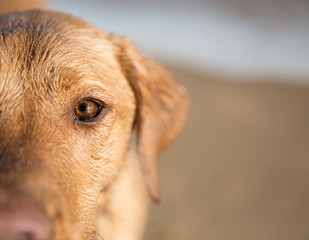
[53,0,309,81]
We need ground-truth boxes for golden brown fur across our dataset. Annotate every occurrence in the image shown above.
[0,9,189,240]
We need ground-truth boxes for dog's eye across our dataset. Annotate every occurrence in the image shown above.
[74,99,102,121]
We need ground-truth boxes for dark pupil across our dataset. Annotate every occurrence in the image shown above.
[78,102,89,113]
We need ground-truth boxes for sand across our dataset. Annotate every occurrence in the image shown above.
[144,66,309,240]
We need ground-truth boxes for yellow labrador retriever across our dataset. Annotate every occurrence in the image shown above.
[0,6,189,240]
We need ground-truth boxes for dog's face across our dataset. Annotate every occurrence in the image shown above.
[0,10,189,240]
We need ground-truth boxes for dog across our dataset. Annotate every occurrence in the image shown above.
[0,6,189,240]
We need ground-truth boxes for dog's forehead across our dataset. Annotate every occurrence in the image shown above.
[0,11,118,79]
[0,10,130,113]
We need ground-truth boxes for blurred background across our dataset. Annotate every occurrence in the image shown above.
[31,0,309,239]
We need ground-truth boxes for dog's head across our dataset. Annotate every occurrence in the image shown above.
[0,10,189,239]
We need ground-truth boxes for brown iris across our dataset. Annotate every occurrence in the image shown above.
[74,99,102,121]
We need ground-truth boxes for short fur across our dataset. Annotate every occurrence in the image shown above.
[0,10,189,240]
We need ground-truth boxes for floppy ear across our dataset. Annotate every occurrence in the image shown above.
[111,36,189,203]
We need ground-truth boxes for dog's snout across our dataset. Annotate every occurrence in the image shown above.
[0,196,52,240]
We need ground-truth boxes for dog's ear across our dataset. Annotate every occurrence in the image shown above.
[110,36,189,203]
